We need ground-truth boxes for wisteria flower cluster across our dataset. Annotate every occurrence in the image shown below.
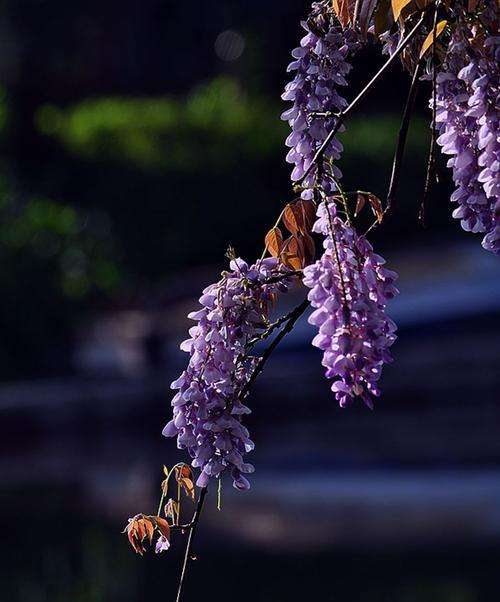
[162,258,290,490]
[303,201,399,409]
[434,8,499,255]
[281,1,361,196]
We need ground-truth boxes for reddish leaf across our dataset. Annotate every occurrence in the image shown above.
[302,232,316,265]
[297,199,316,230]
[467,0,480,10]
[355,193,366,217]
[265,227,284,257]
[280,236,303,270]
[174,465,196,501]
[368,193,384,224]
[149,516,171,540]
[283,203,307,236]
[124,515,150,555]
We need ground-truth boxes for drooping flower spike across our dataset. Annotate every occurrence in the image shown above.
[163,258,292,490]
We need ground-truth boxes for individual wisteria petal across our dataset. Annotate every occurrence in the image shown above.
[433,4,499,255]
[163,258,292,490]
[303,201,399,409]
[281,2,361,196]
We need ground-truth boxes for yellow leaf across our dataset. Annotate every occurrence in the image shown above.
[391,0,413,20]
[419,20,447,59]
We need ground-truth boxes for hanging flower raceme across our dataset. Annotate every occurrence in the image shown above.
[434,16,499,255]
[281,2,361,197]
[162,258,291,491]
[303,201,399,409]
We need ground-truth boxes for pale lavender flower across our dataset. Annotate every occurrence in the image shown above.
[303,201,398,408]
[434,14,499,254]
[281,2,361,197]
[163,258,291,490]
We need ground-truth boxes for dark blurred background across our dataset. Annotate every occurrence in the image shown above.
[1,1,499,601]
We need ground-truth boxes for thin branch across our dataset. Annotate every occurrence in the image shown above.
[175,487,208,602]
[420,1,440,225]
[386,59,424,213]
[300,12,427,185]
[239,298,310,401]
[247,300,304,347]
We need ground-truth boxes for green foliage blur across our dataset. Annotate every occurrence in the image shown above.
[0,73,429,378]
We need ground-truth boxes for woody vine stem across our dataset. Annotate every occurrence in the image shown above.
[173,13,428,601]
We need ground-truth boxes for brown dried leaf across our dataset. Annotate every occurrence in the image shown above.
[368,193,384,224]
[149,516,171,540]
[164,498,180,523]
[391,0,413,20]
[419,20,447,59]
[355,194,366,217]
[331,0,357,28]
[124,515,149,555]
[265,227,284,257]
[467,0,480,10]
[144,518,155,543]
[174,465,196,501]
[283,203,306,236]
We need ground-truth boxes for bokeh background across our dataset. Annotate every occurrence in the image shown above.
[1,1,500,601]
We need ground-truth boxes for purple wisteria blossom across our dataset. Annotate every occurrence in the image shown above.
[162,258,290,490]
[303,201,399,409]
[434,15,499,255]
[281,2,361,196]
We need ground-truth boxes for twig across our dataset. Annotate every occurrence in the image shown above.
[239,298,310,401]
[175,487,208,602]
[247,300,304,347]
[386,59,424,213]
[420,2,440,225]
[300,12,427,185]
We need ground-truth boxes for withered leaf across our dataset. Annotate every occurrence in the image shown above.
[330,0,357,28]
[391,0,413,21]
[174,464,196,501]
[355,194,366,217]
[368,193,384,224]
[467,0,480,10]
[164,498,180,523]
[149,516,171,540]
[419,20,448,59]
[124,514,155,555]
[265,227,284,257]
